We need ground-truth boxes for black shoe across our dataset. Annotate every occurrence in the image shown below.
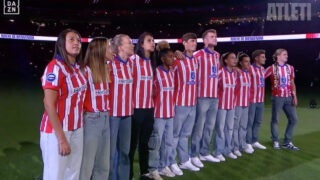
[282,142,300,151]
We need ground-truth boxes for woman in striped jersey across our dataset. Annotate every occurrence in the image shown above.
[108,34,134,180]
[40,29,87,180]
[147,48,175,180]
[129,32,156,179]
[232,53,254,156]
[80,37,114,180]
[265,49,299,151]
[213,52,238,161]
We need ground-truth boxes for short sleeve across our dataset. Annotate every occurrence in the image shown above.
[41,61,63,90]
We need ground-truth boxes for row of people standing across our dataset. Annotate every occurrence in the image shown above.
[40,28,299,180]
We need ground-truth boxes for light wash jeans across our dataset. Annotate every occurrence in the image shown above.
[214,109,235,156]
[232,106,249,151]
[246,103,264,144]
[80,111,110,180]
[169,106,196,164]
[148,118,173,172]
[191,98,219,157]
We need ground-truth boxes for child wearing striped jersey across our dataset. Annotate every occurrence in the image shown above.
[147,48,175,180]
[213,52,238,161]
[232,53,253,156]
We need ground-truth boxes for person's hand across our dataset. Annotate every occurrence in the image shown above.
[292,95,298,106]
[58,137,71,156]
[174,50,184,60]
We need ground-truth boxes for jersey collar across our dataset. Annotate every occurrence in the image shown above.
[115,55,128,64]
[203,48,215,55]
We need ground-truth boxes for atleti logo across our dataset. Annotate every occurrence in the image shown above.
[46,73,56,82]
[3,0,20,15]
[209,65,217,78]
[267,3,311,21]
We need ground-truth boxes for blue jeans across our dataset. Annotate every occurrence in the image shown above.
[109,116,131,180]
[148,118,173,172]
[81,111,110,180]
[191,98,219,157]
[232,106,249,151]
[271,96,298,144]
[246,103,264,144]
[214,109,235,156]
[170,106,196,164]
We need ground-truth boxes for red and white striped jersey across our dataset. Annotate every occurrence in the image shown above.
[194,48,220,98]
[153,66,175,118]
[265,64,294,97]
[40,55,87,133]
[172,54,198,106]
[218,67,237,109]
[129,54,154,109]
[109,56,134,117]
[83,68,110,113]
[235,69,251,107]
[249,64,265,103]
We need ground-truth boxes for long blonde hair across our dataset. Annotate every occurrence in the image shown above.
[272,48,290,90]
[84,37,111,83]
[272,48,287,62]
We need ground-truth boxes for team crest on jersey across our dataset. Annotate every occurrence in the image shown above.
[47,73,56,82]
[190,71,195,80]
[209,65,217,78]
[258,77,265,87]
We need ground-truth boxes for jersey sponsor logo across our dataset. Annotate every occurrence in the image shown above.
[140,76,153,80]
[225,84,236,88]
[209,65,218,78]
[118,79,133,84]
[46,73,56,82]
[73,85,87,94]
[162,87,174,91]
[96,89,109,96]
[258,76,265,87]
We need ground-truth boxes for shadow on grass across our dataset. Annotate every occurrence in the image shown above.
[169,131,320,180]
[0,141,42,180]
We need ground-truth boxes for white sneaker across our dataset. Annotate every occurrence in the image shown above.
[199,154,220,163]
[244,147,254,154]
[170,163,183,176]
[234,150,242,157]
[179,159,200,172]
[247,144,254,151]
[252,142,267,150]
[215,154,226,162]
[147,170,163,180]
[227,152,237,159]
[159,166,175,178]
[191,157,204,168]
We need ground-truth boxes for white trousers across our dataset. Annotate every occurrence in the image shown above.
[40,128,83,180]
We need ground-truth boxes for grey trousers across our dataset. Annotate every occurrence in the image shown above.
[232,106,249,151]
[80,111,110,180]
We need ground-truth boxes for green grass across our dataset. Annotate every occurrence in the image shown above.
[1,85,320,179]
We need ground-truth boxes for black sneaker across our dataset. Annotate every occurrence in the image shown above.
[273,141,280,150]
[282,142,300,151]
